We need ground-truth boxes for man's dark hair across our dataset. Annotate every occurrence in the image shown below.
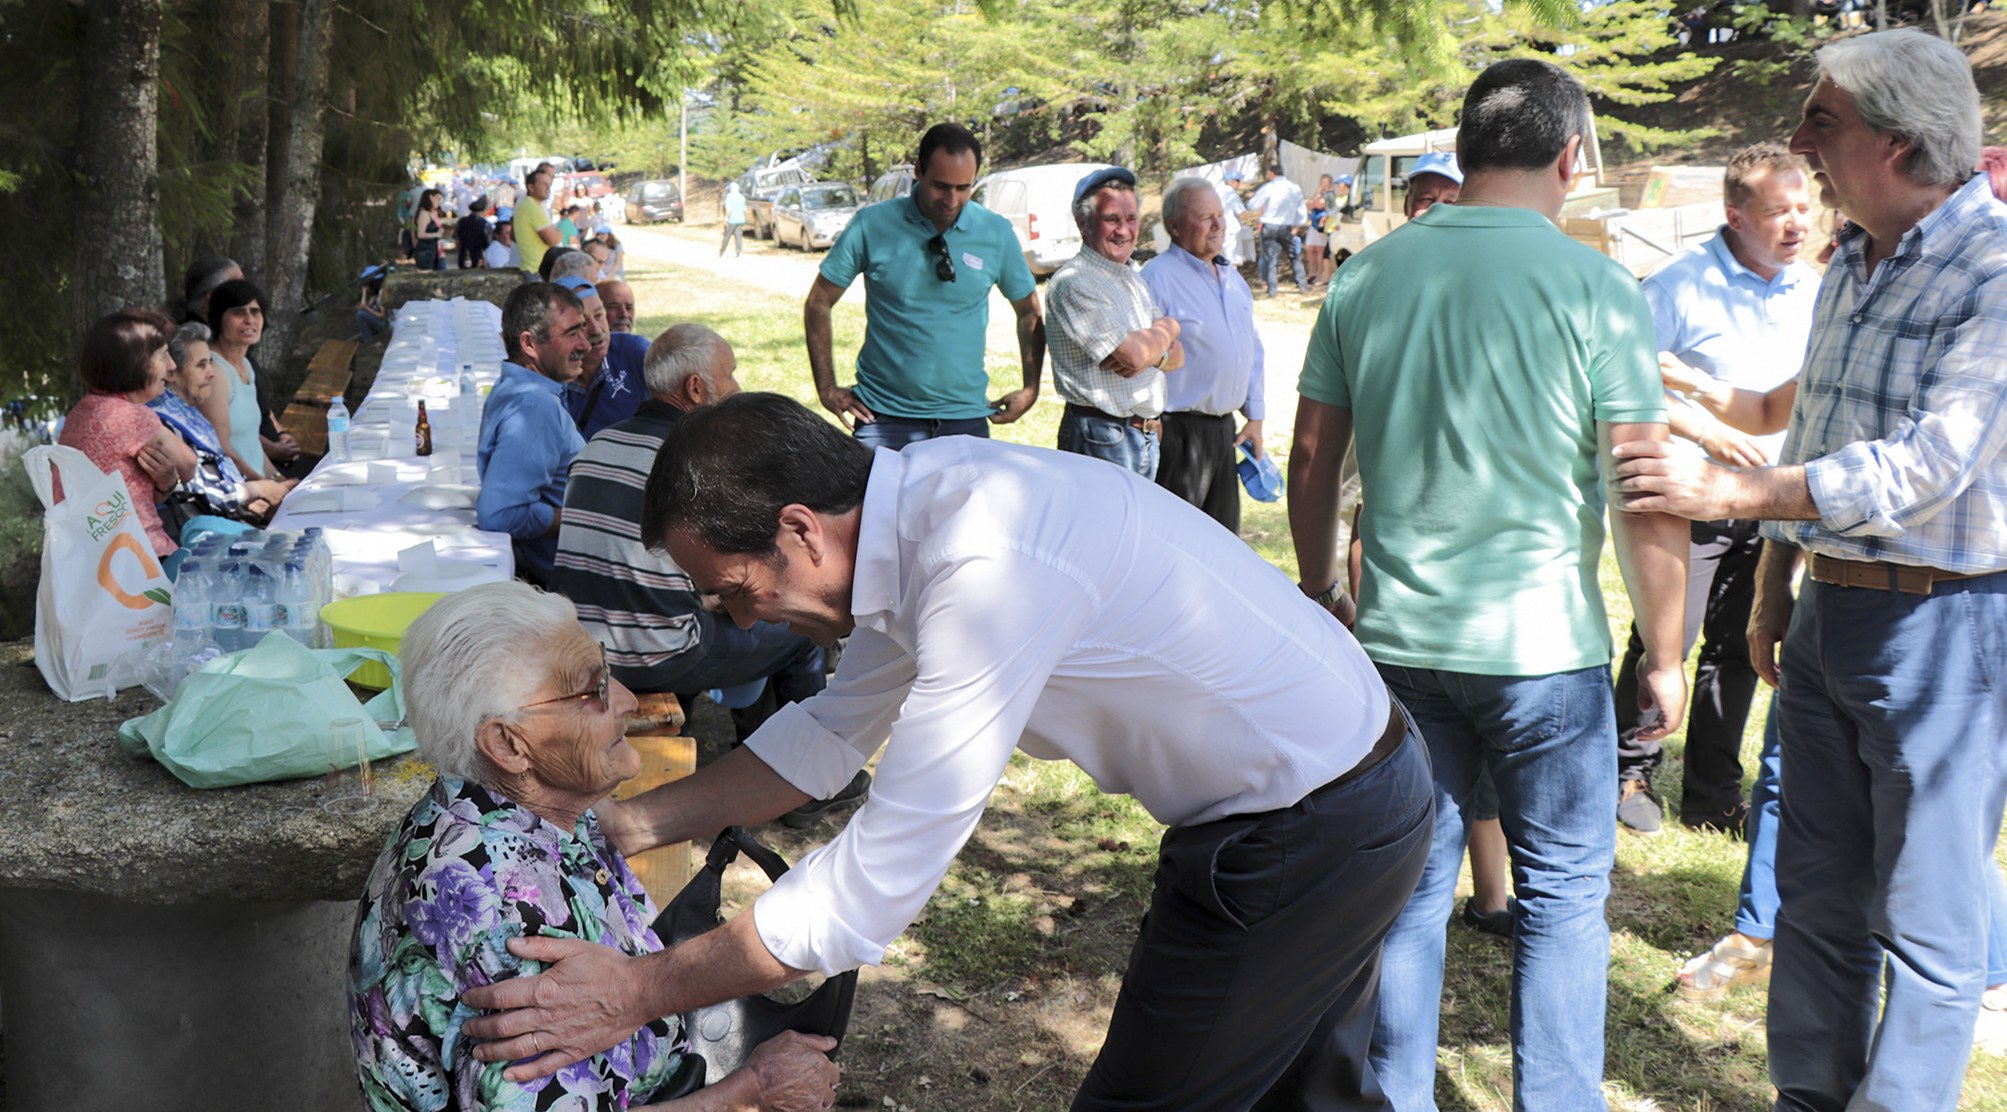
[916,123,983,177]
[1456,59,1590,176]
[539,245,585,282]
[642,392,873,558]
[502,281,583,364]
[205,277,266,337]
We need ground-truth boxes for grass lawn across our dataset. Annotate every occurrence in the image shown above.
[626,256,2007,1111]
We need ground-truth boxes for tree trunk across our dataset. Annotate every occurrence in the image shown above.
[264,0,297,269]
[260,0,332,397]
[73,0,165,348]
[226,0,270,279]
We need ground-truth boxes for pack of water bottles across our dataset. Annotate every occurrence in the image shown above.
[167,527,334,676]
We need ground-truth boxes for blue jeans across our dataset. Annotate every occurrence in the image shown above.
[1733,703,1785,941]
[1768,575,2007,1112]
[852,415,991,451]
[1056,409,1159,480]
[356,310,386,343]
[1735,692,2007,984]
[1257,223,1307,295]
[1371,663,1617,1112]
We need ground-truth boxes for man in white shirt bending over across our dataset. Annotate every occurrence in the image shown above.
[460,391,1435,1112]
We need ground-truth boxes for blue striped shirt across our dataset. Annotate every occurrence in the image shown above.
[1763,175,2007,573]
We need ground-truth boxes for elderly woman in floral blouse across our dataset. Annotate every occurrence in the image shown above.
[350,581,840,1112]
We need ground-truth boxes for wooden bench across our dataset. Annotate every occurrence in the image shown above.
[610,692,698,907]
[279,339,360,457]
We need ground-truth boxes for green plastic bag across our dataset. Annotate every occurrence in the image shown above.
[118,632,417,789]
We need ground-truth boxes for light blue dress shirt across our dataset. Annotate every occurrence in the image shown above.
[1642,228,1818,461]
[478,360,585,581]
[1140,244,1264,420]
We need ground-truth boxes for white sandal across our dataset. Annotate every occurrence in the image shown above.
[1675,934,1772,1001]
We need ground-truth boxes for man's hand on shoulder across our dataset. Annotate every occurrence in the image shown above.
[817,385,875,430]
[989,386,1038,425]
[460,936,658,1081]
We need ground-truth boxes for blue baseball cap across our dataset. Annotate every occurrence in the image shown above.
[1073,166,1138,207]
[1237,443,1284,502]
[496,206,514,220]
[1409,151,1463,185]
[554,276,599,300]
[1223,168,1244,183]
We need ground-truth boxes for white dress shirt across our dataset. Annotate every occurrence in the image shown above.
[1249,177,1308,227]
[745,438,1390,975]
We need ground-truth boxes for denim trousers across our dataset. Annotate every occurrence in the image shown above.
[1056,409,1159,480]
[1614,520,1763,810]
[851,414,991,451]
[1371,663,1617,1112]
[1073,725,1434,1112]
[1258,223,1308,295]
[1767,574,2007,1112]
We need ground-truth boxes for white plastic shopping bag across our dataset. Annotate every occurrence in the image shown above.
[23,444,174,700]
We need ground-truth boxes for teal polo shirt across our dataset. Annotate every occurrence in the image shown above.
[820,195,1035,420]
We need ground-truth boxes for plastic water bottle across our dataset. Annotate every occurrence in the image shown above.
[279,559,319,645]
[170,560,214,663]
[244,562,280,646]
[459,362,478,397]
[212,562,248,652]
[326,395,351,463]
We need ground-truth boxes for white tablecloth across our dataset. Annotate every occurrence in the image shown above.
[269,298,518,594]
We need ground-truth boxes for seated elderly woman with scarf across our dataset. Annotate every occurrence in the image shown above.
[350,581,840,1112]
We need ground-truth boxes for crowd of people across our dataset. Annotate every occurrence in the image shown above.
[54,257,311,577]
[393,164,625,282]
[34,25,1976,1112]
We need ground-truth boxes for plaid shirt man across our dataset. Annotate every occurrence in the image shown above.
[1763,174,2007,572]
[1046,246,1168,419]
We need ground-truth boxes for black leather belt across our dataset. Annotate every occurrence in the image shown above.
[1065,402,1163,436]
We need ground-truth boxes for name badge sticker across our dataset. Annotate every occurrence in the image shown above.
[962,252,985,272]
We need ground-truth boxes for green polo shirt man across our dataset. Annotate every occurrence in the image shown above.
[804,123,1045,448]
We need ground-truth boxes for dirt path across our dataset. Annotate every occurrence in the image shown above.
[617,220,1319,445]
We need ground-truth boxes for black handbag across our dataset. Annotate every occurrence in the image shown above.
[650,826,857,1098]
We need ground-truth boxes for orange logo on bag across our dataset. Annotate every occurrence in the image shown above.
[98,532,163,610]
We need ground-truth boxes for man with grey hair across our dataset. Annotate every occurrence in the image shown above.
[1139,175,1264,531]
[1046,166,1184,478]
[1292,57,1690,1109]
[550,325,836,767]
[1614,29,2007,1110]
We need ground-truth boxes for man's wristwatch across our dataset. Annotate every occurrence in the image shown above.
[1308,582,1345,609]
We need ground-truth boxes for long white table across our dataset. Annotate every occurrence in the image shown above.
[270,298,516,594]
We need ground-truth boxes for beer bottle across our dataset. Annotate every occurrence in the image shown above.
[415,400,433,456]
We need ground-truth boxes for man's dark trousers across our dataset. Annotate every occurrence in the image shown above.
[1156,411,1240,533]
[1614,518,1763,813]
[1071,724,1433,1112]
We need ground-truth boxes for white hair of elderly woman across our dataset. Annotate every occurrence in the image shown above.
[400,581,580,782]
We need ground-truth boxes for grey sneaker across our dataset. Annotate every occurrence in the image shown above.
[1618,778,1663,835]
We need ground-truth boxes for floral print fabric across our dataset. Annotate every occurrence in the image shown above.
[349,777,687,1111]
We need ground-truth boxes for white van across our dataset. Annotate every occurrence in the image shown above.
[971,162,1116,276]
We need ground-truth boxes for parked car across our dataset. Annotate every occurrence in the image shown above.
[624,179,684,224]
[736,164,818,239]
[772,182,864,251]
[866,164,916,205]
[970,162,1117,276]
[571,172,613,198]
